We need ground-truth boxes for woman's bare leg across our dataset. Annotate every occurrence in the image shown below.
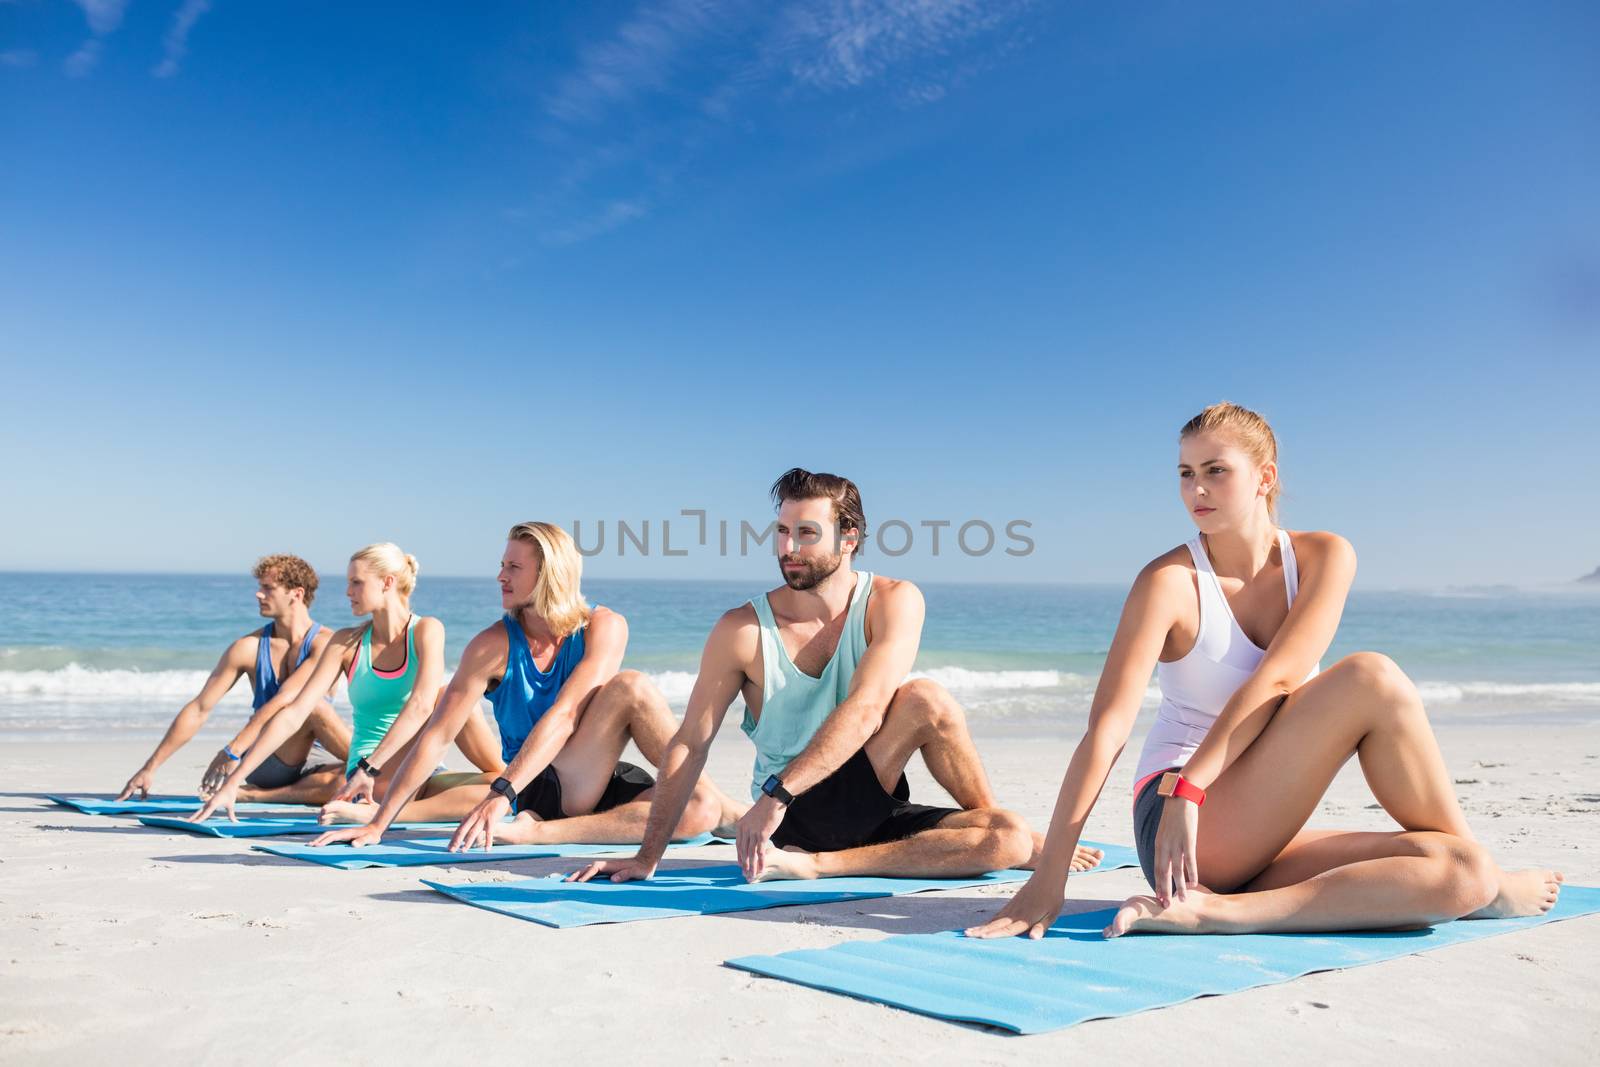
[1114,653,1560,934]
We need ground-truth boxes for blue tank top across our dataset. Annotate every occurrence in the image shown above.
[252,621,323,709]
[486,613,588,763]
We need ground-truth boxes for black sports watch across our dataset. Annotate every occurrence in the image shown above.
[356,756,381,777]
[489,776,518,810]
[760,774,794,806]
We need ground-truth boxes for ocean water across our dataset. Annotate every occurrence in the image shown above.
[0,572,1596,740]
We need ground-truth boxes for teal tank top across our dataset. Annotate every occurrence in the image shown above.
[741,571,874,800]
[344,617,419,773]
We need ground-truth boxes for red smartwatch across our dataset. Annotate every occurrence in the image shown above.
[1156,771,1206,807]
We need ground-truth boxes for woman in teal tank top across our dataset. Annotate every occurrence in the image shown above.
[190,543,504,822]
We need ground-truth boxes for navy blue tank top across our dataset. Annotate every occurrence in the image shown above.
[252,621,323,709]
[487,614,587,763]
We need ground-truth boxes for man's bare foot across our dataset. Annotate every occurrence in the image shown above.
[748,846,820,883]
[490,812,546,845]
[1104,888,1217,938]
[713,795,750,840]
[318,800,379,825]
[1466,869,1563,920]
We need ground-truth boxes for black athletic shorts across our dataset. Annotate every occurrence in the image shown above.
[514,760,655,821]
[770,749,958,853]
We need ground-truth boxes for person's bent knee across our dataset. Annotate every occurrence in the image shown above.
[1412,833,1496,918]
[1442,838,1498,917]
[602,669,657,706]
[1335,651,1416,703]
[675,784,719,838]
[975,808,1032,870]
[894,677,962,730]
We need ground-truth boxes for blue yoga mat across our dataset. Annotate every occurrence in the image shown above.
[727,884,1600,1034]
[47,794,283,816]
[421,844,1136,928]
[137,814,461,838]
[254,833,722,870]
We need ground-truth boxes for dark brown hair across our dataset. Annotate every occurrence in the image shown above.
[252,553,320,607]
[769,468,867,556]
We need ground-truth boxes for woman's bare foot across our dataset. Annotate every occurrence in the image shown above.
[748,846,820,883]
[1019,833,1103,872]
[1104,888,1217,938]
[318,800,379,825]
[1071,845,1105,873]
[1466,869,1563,920]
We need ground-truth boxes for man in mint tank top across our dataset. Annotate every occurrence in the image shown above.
[118,554,350,804]
[577,469,1101,886]
[309,522,747,853]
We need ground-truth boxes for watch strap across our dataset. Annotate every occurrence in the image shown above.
[1157,771,1206,807]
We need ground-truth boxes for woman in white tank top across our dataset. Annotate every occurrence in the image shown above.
[969,403,1562,941]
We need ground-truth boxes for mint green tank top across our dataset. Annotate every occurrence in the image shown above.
[344,617,419,773]
[741,571,874,800]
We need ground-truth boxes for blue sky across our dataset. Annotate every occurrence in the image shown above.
[2,1,1596,587]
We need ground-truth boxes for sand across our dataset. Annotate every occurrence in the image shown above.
[2,720,1598,1065]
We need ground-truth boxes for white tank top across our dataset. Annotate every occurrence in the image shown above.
[1133,528,1316,786]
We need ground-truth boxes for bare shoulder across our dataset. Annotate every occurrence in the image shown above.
[868,573,921,604]
[1287,530,1356,571]
[586,604,626,637]
[458,620,511,674]
[1136,545,1197,594]
[223,631,263,666]
[708,602,760,659]
[327,624,366,650]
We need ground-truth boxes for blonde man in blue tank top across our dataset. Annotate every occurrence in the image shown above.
[576,469,1103,886]
[309,523,744,852]
[968,403,1562,941]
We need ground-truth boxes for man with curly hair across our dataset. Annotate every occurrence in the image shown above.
[118,554,351,804]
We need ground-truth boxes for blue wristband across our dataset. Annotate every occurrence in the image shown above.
[222,745,241,761]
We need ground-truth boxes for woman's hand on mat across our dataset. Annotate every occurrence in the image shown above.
[309,824,383,848]
[964,873,1066,940]
[199,750,235,796]
[736,795,786,881]
[331,769,375,806]
[188,785,239,823]
[567,854,658,884]
[1152,797,1200,907]
[117,768,154,801]
[449,794,510,852]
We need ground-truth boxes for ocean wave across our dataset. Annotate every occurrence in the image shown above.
[1,664,1595,712]
[1414,681,1600,704]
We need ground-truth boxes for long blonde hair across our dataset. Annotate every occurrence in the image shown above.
[1180,402,1281,518]
[507,522,591,638]
[349,542,419,598]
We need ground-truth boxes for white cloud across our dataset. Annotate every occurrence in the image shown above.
[153,0,213,78]
[544,199,652,246]
[772,0,1028,92]
[71,0,129,36]
[1,49,39,69]
[63,38,103,77]
[60,0,130,78]
[545,0,738,123]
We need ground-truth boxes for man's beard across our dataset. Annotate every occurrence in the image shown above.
[778,552,842,591]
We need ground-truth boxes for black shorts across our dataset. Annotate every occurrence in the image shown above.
[514,761,655,822]
[771,749,958,853]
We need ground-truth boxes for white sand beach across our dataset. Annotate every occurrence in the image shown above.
[3,720,1597,1065]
